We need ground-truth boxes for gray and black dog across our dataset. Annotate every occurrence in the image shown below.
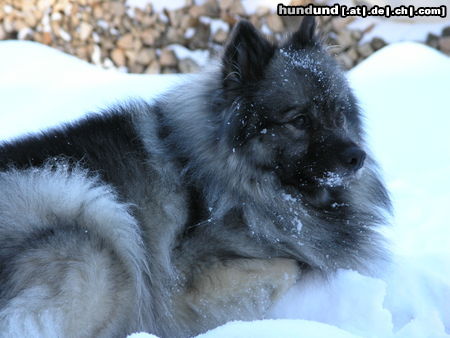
[0,17,391,337]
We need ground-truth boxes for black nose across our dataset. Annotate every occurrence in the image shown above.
[341,146,366,171]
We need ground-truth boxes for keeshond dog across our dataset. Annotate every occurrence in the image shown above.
[0,17,390,337]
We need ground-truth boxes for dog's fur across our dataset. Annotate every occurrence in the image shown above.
[0,17,391,337]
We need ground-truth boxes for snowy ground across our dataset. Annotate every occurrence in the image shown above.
[348,17,449,44]
[0,40,449,337]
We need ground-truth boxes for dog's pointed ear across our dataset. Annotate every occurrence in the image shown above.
[222,21,274,90]
[290,16,317,49]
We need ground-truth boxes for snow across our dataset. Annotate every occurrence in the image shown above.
[125,0,270,14]
[128,320,360,338]
[349,18,449,44]
[349,42,450,257]
[127,333,158,338]
[241,0,276,14]
[317,171,345,188]
[0,41,181,141]
[270,270,393,337]
[168,44,211,67]
[126,0,188,12]
[197,319,360,338]
[199,17,230,34]
[1,40,450,337]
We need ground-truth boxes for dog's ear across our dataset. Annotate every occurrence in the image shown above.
[222,21,274,91]
[289,16,317,49]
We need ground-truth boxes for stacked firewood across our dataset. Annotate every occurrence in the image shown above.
[0,0,448,73]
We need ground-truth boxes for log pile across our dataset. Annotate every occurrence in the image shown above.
[0,0,448,73]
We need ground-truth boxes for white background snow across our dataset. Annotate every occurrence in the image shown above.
[0,25,449,338]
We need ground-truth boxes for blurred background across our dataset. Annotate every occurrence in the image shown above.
[0,0,448,74]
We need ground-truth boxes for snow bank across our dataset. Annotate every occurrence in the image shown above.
[0,40,181,141]
[197,319,360,338]
[349,18,449,45]
[0,40,449,338]
[349,43,450,258]
[127,321,360,338]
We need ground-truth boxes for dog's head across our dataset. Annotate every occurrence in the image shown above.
[221,18,366,203]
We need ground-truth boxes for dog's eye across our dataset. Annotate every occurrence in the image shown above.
[292,114,309,129]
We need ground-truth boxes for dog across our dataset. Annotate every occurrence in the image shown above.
[0,17,391,337]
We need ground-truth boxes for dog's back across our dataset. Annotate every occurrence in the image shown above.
[0,103,185,336]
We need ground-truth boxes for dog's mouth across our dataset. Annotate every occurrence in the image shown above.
[297,168,363,208]
[301,186,332,208]
[316,171,347,188]
[276,160,364,208]
[315,167,364,187]
[298,167,358,187]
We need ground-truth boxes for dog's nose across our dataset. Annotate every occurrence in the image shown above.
[341,146,366,171]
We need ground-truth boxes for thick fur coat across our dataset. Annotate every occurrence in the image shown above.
[0,17,390,337]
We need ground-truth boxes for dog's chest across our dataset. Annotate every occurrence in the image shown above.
[174,258,300,336]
